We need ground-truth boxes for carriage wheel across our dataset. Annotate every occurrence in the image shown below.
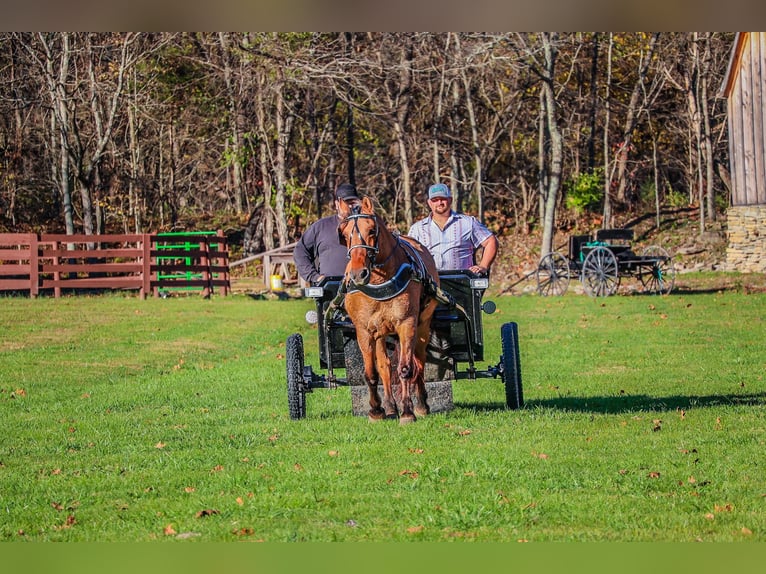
[536,251,571,296]
[639,246,676,295]
[581,246,620,297]
[500,322,523,410]
[286,333,307,420]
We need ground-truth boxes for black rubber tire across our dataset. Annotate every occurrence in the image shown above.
[500,322,523,410]
[286,333,306,420]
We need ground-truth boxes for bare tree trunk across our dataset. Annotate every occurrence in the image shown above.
[602,32,613,228]
[255,69,274,251]
[700,33,716,222]
[615,33,660,205]
[29,32,75,235]
[540,33,564,257]
[274,70,292,246]
[218,32,245,214]
[455,34,484,220]
[388,40,415,226]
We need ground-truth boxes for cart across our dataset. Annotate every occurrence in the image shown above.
[285,270,523,420]
[536,228,676,297]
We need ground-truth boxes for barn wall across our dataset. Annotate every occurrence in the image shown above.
[726,33,766,273]
[727,32,766,207]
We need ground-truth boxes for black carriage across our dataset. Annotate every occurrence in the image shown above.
[285,270,523,420]
[535,228,676,297]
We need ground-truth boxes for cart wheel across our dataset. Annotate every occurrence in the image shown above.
[500,322,523,410]
[639,246,676,295]
[581,246,620,297]
[286,333,307,420]
[536,251,571,296]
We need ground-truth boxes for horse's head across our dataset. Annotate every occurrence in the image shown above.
[338,196,379,286]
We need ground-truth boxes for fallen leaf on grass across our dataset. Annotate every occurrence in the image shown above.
[408,448,424,454]
[741,527,753,536]
[210,465,224,473]
[407,525,424,533]
[705,513,715,520]
[652,419,662,431]
[399,469,419,479]
[647,471,661,478]
[714,503,734,512]
[458,429,472,436]
[195,509,220,518]
[328,450,338,457]
[184,486,196,493]
[155,442,166,449]
[236,497,244,506]
[164,524,176,536]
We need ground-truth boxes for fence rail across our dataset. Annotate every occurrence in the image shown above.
[0,231,229,298]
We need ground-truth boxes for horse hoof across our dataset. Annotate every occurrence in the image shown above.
[368,409,385,422]
[399,414,417,425]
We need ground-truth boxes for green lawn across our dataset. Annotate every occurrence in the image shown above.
[1,280,765,542]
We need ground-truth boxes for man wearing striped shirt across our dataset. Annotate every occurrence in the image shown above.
[407,183,498,275]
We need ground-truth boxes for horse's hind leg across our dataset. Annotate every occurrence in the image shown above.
[412,302,436,418]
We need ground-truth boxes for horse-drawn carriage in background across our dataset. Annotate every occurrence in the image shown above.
[535,228,676,297]
[285,270,523,420]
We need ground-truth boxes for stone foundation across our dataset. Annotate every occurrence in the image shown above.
[350,380,454,417]
[726,205,766,273]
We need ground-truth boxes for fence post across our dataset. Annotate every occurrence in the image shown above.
[217,229,230,296]
[30,234,39,298]
[141,234,151,300]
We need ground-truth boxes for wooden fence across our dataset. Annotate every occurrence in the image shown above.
[0,231,229,299]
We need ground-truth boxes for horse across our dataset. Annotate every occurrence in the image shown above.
[337,196,440,424]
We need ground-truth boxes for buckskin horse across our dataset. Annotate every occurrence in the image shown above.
[337,196,441,424]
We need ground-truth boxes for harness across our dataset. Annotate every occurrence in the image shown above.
[339,209,454,306]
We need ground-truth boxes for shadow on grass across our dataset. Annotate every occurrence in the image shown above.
[456,392,766,414]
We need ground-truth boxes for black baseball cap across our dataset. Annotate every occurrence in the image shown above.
[335,183,360,201]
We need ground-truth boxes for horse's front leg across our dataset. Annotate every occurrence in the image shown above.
[357,330,384,421]
[395,321,421,424]
[375,337,398,418]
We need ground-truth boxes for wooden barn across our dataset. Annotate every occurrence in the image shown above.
[720,32,766,273]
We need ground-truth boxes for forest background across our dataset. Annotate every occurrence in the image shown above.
[0,32,735,260]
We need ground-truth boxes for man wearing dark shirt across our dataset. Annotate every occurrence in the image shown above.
[294,183,361,285]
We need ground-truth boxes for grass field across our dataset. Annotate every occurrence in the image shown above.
[1,276,765,542]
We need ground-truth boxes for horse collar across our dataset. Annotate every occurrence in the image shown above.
[347,262,415,301]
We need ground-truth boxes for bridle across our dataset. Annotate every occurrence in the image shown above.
[340,207,380,269]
